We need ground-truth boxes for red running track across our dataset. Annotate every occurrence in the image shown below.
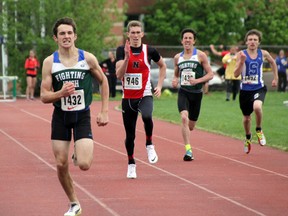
[0,99,287,216]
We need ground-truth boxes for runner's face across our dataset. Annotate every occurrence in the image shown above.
[127,26,144,47]
[246,35,259,50]
[54,24,77,48]
[181,32,195,50]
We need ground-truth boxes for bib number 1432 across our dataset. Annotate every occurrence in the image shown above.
[61,89,85,111]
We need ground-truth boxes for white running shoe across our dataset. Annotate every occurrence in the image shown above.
[146,145,158,164]
[127,164,137,179]
[64,202,82,216]
[256,130,266,146]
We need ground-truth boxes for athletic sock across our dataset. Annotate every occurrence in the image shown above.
[128,155,135,164]
[256,127,262,132]
[146,135,152,146]
[246,134,251,140]
[185,144,192,152]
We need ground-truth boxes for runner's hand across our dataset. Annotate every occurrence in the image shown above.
[96,112,109,126]
[61,82,75,97]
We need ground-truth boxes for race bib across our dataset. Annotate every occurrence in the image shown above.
[242,75,258,84]
[124,73,142,90]
[181,69,195,86]
[61,89,85,111]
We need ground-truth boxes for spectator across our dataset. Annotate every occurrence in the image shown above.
[25,49,40,100]
[100,51,117,97]
[222,46,241,101]
[275,49,287,92]
[210,44,229,79]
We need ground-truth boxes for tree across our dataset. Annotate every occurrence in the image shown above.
[144,0,246,46]
[0,0,124,94]
[243,0,288,45]
[144,0,288,46]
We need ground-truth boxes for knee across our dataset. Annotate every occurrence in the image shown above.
[142,115,152,124]
[56,159,69,174]
[79,161,91,171]
[254,106,262,114]
[243,116,251,123]
[189,124,195,131]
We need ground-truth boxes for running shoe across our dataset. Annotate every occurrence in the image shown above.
[244,139,252,154]
[183,150,194,161]
[146,144,158,164]
[64,202,82,216]
[256,130,266,146]
[127,164,137,179]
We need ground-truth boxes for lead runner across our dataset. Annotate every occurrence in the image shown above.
[116,20,166,179]
[40,17,109,216]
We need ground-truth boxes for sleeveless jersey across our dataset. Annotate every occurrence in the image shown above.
[25,57,39,76]
[240,49,264,91]
[52,49,93,111]
[177,48,204,93]
[122,44,152,99]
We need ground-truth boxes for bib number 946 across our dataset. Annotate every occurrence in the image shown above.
[124,73,142,89]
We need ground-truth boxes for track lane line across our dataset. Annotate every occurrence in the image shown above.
[18,109,269,216]
[0,128,120,216]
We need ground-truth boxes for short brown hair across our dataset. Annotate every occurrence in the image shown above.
[53,17,77,36]
[245,29,262,42]
[126,20,143,32]
[181,28,197,40]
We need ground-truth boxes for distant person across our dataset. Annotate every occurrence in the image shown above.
[116,20,166,178]
[25,49,40,100]
[210,44,229,79]
[100,51,117,97]
[40,17,109,216]
[234,29,278,154]
[222,46,241,101]
[275,49,287,92]
[172,28,213,161]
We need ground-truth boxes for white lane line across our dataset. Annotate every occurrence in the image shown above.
[18,109,274,215]
[0,128,120,216]
[93,139,266,216]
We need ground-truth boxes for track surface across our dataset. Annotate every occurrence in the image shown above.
[0,99,287,216]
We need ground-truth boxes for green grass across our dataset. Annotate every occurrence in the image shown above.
[94,90,288,152]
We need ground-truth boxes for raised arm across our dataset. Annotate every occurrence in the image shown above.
[116,40,130,80]
[40,55,75,104]
[197,50,214,83]
[210,44,222,56]
[234,51,246,78]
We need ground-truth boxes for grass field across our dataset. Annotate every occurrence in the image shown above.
[94,90,288,152]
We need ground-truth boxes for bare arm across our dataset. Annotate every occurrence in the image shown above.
[172,54,180,88]
[234,51,246,78]
[210,44,222,56]
[153,57,166,97]
[40,55,75,104]
[263,49,278,87]
[85,51,109,126]
[116,40,130,80]
[190,50,213,85]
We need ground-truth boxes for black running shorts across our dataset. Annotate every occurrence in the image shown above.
[51,107,93,141]
[177,88,203,121]
[239,86,267,116]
